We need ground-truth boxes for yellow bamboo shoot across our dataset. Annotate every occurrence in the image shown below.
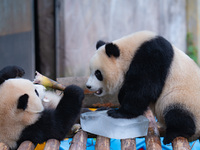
[33,71,66,91]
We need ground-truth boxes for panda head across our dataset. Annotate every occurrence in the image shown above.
[86,31,156,96]
[0,78,44,125]
[86,41,122,96]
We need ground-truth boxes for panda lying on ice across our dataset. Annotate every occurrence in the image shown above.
[0,66,84,149]
[86,31,200,144]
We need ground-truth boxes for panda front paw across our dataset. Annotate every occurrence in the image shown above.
[63,85,84,104]
[107,109,136,119]
[0,66,25,79]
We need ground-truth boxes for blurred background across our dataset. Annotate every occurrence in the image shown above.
[0,0,198,80]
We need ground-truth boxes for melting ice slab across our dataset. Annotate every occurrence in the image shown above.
[80,110,149,139]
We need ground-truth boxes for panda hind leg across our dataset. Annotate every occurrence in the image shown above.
[163,105,196,144]
[0,66,25,79]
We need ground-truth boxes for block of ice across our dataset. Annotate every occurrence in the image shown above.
[80,110,149,139]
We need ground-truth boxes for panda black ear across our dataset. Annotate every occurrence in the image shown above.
[105,43,120,58]
[17,94,29,110]
[96,40,106,50]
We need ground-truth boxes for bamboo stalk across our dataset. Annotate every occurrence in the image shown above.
[172,137,190,150]
[144,108,162,150]
[0,142,10,150]
[44,139,60,150]
[34,71,66,91]
[17,141,35,150]
[69,130,88,150]
[121,138,136,150]
[34,71,94,94]
[95,136,110,150]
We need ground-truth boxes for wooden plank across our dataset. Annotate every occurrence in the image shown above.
[17,141,35,150]
[0,142,10,150]
[95,136,110,150]
[121,138,136,150]
[44,139,60,150]
[172,137,190,150]
[69,130,88,150]
[144,108,162,150]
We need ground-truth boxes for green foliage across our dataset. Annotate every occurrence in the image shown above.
[187,32,198,64]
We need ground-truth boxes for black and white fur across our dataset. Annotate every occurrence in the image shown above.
[0,66,84,149]
[86,31,200,144]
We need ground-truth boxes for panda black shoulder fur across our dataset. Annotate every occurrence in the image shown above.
[86,31,200,144]
[0,66,84,149]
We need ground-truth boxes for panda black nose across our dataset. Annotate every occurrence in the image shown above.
[86,85,91,89]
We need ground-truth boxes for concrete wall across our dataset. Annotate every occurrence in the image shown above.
[56,0,186,77]
[0,0,35,80]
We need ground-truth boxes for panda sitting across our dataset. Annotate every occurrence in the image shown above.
[86,31,200,144]
[0,66,84,149]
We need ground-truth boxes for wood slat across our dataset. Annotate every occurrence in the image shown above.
[69,130,88,150]
[17,141,35,150]
[172,137,191,150]
[144,108,162,150]
[0,142,10,150]
[95,136,110,150]
[44,139,60,150]
[121,138,136,150]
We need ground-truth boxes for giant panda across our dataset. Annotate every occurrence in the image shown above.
[86,31,200,144]
[0,66,84,149]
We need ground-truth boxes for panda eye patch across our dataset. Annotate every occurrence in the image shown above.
[95,70,103,81]
[35,89,39,96]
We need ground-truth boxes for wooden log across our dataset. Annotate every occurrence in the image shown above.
[0,142,10,150]
[17,141,35,150]
[69,130,88,150]
[44,139,60,150]
[172,137,190,150]
[121,138,136,150]
[95,136,110,150]
[144,108,162,150]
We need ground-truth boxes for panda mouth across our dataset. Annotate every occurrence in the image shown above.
[95,88,103,95]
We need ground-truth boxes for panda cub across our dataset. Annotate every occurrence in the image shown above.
[86,31,200,144]
[0,66,84,149]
